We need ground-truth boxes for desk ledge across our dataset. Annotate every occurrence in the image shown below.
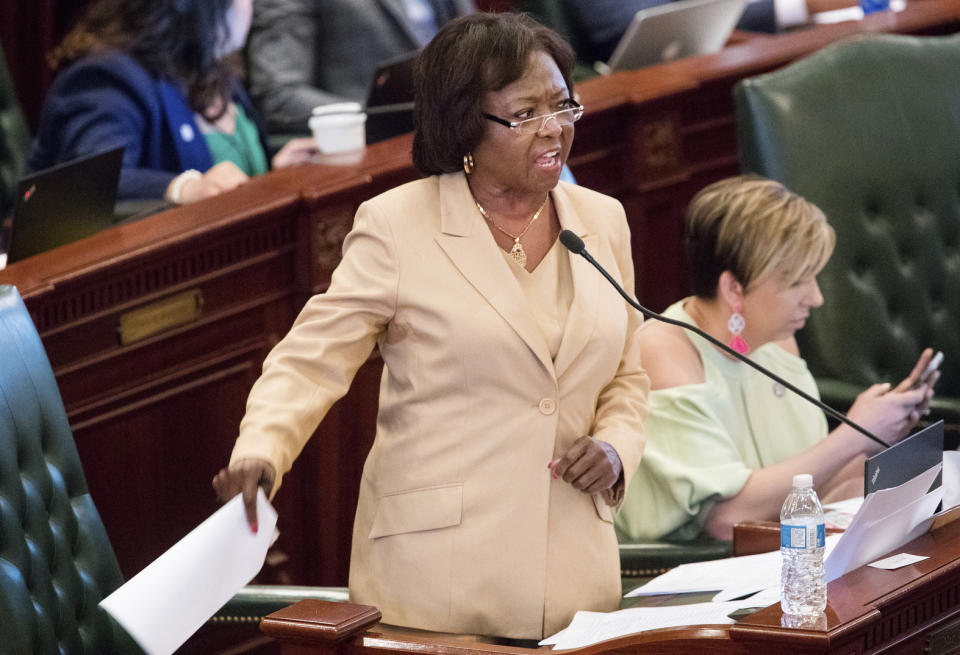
[261,599,382,642]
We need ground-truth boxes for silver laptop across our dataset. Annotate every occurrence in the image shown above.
[603,0,747,73]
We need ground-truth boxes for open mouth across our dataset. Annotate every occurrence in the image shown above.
[535,149,561,170]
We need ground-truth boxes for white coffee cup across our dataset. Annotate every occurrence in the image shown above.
[309,102,367,156]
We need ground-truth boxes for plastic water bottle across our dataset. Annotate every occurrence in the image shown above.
[780,473,826,617]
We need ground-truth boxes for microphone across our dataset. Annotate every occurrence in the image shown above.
[559,229,890,448]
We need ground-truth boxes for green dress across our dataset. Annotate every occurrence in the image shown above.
[614,299,827,541]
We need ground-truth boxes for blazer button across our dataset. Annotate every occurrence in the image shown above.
[539,398,556,415]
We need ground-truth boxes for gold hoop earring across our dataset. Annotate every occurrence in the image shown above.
[463,153,474,175]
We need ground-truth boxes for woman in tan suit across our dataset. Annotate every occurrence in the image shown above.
[213,12,649,639]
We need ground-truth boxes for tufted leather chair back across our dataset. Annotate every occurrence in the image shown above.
[0,285,135,654]
[0,41,31,221]
[734,33,960,425]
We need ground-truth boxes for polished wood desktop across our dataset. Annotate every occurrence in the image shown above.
[260,517,960,655]
[1,1,959,595]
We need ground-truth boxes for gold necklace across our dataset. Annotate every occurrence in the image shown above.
[474,196,549,268]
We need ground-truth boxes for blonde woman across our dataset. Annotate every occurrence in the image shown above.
[615,175,937,543]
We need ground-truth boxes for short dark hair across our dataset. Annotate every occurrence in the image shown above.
[412,12,576,176]
[52,0,236,120]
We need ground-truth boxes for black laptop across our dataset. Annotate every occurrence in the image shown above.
[364,52,417,144]
[2,146,123,265]
[864,420,944,496]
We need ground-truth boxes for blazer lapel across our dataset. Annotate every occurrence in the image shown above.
[158,79,213,171]
[434,174,556,375]
[552,185,600,379]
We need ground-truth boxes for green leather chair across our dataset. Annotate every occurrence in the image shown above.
[734,33,960,441]
[0,284,347,653]
[0,40,30,222]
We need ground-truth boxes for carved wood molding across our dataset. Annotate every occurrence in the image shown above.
[29,218,297,334]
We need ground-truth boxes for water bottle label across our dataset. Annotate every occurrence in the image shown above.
[780,522,825,549]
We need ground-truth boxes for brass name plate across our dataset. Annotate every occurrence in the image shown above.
[119,289,203,345]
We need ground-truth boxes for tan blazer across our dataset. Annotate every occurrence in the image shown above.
[231,172,649,638]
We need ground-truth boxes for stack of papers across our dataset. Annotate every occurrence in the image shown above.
[824,464,941,581]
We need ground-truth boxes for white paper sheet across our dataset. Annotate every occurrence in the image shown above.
[100,490,278,655]
[625,535,841,601]
[625,549,779,597]
[737,584,780,607]
[823,496,864,529]
[540,602,746,650]
[943,451,960,510]
[824,465,942,582]
[868,552,928,570]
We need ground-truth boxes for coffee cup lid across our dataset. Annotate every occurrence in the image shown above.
[312,102,363,116]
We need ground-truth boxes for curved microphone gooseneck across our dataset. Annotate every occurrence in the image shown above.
[559,229,890,449]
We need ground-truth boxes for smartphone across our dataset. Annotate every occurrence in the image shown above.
[911,350,943,389]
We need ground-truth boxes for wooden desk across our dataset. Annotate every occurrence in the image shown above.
[261,517,960,655]
[1,0,959,594]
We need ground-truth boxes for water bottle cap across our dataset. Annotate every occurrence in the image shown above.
[793,473,813,488]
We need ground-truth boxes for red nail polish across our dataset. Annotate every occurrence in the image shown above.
[250,521,258,534]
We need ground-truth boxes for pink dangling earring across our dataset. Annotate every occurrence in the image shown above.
[727,302,750,354]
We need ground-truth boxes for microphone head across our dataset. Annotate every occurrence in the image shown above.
[559,229,585,254]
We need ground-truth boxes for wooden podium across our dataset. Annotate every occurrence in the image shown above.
[260,517,960,655]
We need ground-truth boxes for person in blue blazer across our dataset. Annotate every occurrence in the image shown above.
[29,0,318,205]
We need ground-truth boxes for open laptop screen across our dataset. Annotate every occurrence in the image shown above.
[6,146,123,264]
[605,0,747,72]
[864,420,944,496]
[365,52,417,144]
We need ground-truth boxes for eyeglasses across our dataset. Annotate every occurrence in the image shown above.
[482,101,584,135]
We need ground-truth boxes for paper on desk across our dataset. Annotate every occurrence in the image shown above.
[943,451,960,510]
[868,552,928,570]
[100,490,278,655]
[823,496,864,530]
[540,602,747,650]
[824,465,942,582]
[736,584,780,607]
[711,534,841,603]
[625,535,842,601]
[625,549,779,597]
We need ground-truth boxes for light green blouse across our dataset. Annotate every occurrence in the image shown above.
[614,299,827,542]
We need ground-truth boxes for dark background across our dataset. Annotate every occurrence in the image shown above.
[0,0,509,132]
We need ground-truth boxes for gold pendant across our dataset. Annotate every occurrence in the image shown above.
[509,241,527,268]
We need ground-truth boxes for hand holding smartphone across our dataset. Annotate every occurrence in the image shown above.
[911,350,943,390]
